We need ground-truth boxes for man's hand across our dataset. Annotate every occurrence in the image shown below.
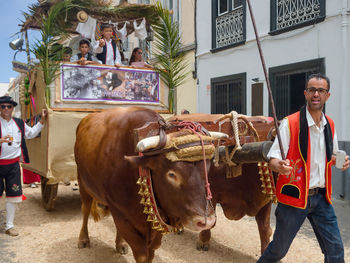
[0,136,11,144]
[40,109,48,124]
[342,155,350,171]
[78,57,88,66]
[269,158,292,175]
[115,63,121,68]
[331,154,350,171]
[99,39,105,47]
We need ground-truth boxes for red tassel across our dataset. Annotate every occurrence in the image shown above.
[22,195,27,201]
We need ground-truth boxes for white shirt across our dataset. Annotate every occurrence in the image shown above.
[267,108,338,189]
[70,53,101,64]
[93,39,121,66]
[0,117,44,160]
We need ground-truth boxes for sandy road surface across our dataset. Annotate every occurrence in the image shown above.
[0,184,349,263]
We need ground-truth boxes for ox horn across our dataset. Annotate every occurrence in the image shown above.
[136,132,228,152]
[208,131,229,139]
[136,135,163,152]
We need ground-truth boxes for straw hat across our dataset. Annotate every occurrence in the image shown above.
[77,11,88,23]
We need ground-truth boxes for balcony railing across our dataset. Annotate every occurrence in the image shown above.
[271,0,326,34]
[213,6,245,51]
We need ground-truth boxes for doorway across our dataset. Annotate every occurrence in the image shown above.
[269,58,325,120]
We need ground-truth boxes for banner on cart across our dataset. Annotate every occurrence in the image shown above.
[60,64,160,103]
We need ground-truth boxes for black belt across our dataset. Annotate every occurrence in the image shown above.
[308,187,326,196]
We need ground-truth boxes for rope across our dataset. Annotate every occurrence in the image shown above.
[213,121,223,167]
[224,111,242,166]
[177,121,212,200]
[222,112,260,167]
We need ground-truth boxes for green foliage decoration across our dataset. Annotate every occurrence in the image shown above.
[151,2,189,114]
[29,0,77,106]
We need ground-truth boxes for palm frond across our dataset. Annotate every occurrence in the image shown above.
[30,0,76,106]
[152,2,189,113]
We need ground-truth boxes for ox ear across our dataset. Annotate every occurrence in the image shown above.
[124,155,153,169]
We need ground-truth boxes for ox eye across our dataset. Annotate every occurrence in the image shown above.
[166,170,181,187]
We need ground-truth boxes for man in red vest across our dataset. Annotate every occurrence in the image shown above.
[258,74,350,263]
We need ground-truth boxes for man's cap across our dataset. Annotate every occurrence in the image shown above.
[0,96,18,107]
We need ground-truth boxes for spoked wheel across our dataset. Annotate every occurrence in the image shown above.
[41,176,58,211]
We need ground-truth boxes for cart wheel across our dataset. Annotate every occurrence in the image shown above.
[41,176,58,211]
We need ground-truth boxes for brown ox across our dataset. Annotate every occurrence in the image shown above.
[197,163,272,254]
[74,107,216,263]
[171,113,274,254]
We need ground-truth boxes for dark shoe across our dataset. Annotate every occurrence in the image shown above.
[5,228,18,236]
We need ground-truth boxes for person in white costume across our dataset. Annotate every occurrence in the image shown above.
[0,96,47,236]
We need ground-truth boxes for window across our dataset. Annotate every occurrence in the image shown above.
[233,0,243,9]
[162,0,180,24]
[270,0,326,35]
[212,0,246,52]
[219,0,229,15]
[211,73,246,114]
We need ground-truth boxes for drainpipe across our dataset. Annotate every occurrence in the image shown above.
[194,0,197,80]
[340,0,348,141]
[340,0,349,199]
[194,0,199,113]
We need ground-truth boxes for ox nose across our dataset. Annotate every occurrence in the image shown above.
[192,214,216,231]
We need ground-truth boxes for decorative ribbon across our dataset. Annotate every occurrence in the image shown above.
[176,121,212,200]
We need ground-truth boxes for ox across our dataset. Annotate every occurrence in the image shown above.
[171,113,274,254]
[74,107,220,263]
[197,163,272,254]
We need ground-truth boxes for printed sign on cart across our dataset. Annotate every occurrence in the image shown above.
[60,64,160,103]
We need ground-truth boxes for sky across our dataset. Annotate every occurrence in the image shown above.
[0,0,40,83]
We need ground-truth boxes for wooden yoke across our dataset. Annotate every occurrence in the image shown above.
[133,113,275,151]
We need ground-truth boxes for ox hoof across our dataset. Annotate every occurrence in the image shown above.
[78,239,91,248]
[116,244,128,255]
[196,241,209,251]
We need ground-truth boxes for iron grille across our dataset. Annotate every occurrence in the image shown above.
[211,74,246,114]
[271,0,326,34]
[216,7,244,48]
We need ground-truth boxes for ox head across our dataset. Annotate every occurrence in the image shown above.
[125,130,228,232]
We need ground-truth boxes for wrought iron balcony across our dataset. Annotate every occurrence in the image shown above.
[270,0,326,34]
[212,6,246,51]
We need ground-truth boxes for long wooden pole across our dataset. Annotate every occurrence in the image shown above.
[246,0,285,160]
[24,30,31,64]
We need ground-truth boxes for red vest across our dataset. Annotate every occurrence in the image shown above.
[275,108,335,209]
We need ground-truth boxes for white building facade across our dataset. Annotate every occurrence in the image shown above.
[196,0,350,199]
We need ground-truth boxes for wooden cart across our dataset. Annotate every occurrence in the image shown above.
[20,63,169,211]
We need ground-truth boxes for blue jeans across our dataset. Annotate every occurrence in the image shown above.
[257,192,344,263]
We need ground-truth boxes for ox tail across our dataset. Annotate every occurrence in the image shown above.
[90,199,110,222]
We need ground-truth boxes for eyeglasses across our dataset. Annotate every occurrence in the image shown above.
[1,105,13,109]
[306,87,329,95]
